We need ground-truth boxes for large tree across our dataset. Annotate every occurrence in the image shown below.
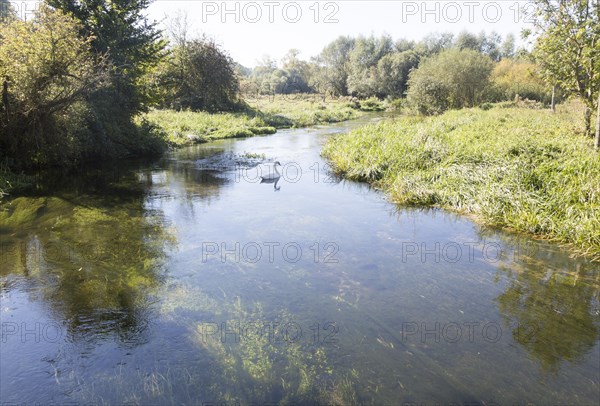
[0,0,14,21]
[372,50,420,99]
[155,37,240,112]
[346,34,393,97]
[47,0,166,143]
[529,0,600,147]
[314,36,355,96]
[0,6,108,164]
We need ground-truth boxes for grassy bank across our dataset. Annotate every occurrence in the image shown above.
[323,104,600,259]
[145,98,363,146]
[143,110,278,146]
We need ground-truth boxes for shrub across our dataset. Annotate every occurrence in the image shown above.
[491,59,553,104]
[406,49,494,115]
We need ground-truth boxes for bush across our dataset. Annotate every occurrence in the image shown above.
[490,59,553,104]
[0,6,108,166]
[359,97,386,111]
[152,37,241,112]
[406,49,494,115]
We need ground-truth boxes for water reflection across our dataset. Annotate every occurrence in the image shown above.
[0,167,176,345]
[490,233,600,371]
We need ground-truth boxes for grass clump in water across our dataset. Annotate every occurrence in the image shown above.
[323,103,600,259]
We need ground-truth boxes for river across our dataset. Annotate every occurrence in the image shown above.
[1,114,598,405]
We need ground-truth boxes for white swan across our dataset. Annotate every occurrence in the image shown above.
[260,161,281,182]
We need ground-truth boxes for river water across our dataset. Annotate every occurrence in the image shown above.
[1,115,599,405]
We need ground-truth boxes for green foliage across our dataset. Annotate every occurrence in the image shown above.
[47,0,168,155]
[358,97,386,112]
[407,49,494,115]
[414,32,455,57]
[529,0,600,135]
[152,37,241,112]
[454,31,502,61]
[313,36,355,96]
[346,35,394,97]
[245,49,314,96]
[372,50,420,98]
[252,98,361,127]
[0,6,109,166]
[48,0,165,111]
[145,109,276,145]
[491,59,553,103]
[0,0,14,21]
[324,105,600,258]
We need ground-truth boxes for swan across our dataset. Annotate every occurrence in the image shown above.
[260,161,281,182]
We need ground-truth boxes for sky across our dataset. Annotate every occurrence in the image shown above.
[147,1,536,67]
[13,1,536,67]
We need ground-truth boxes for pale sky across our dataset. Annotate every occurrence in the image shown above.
[14,1,536,67]
[148,1,535,67]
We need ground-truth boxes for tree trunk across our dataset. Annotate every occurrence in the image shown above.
[551,84,556,113]
[2,77,9,122]
[584,105,592,137]
[595,88,600,150]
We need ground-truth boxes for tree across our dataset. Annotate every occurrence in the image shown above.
[454,31,502,61]
[491,59,552,102]
[479,31,502,61]
[280,49,312,94]
[156,37,240,112]
[415,32,454,57]
[347,34,394,97]
[314,36,355,96]
[407,49,494,115]
[0,6,108,165]
[0,0,14,21]
[249,56,278,95]
[47,0,166,142]
[373,50,420,98]
[455,31,482,52]
[501,33,517,59]
[529,0,600,141]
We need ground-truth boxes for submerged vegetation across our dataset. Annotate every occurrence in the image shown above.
[323,103,600,259]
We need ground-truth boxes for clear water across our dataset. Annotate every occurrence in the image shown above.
[1,115,599,405]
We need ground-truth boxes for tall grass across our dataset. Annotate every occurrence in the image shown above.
[143,110,277,146]
[323,104,600,259]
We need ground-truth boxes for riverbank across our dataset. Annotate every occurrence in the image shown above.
[0,98,371,200]
[323,103,600,259]
[145,98,366,147]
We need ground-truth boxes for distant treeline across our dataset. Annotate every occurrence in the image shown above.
[242,32,516,95]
